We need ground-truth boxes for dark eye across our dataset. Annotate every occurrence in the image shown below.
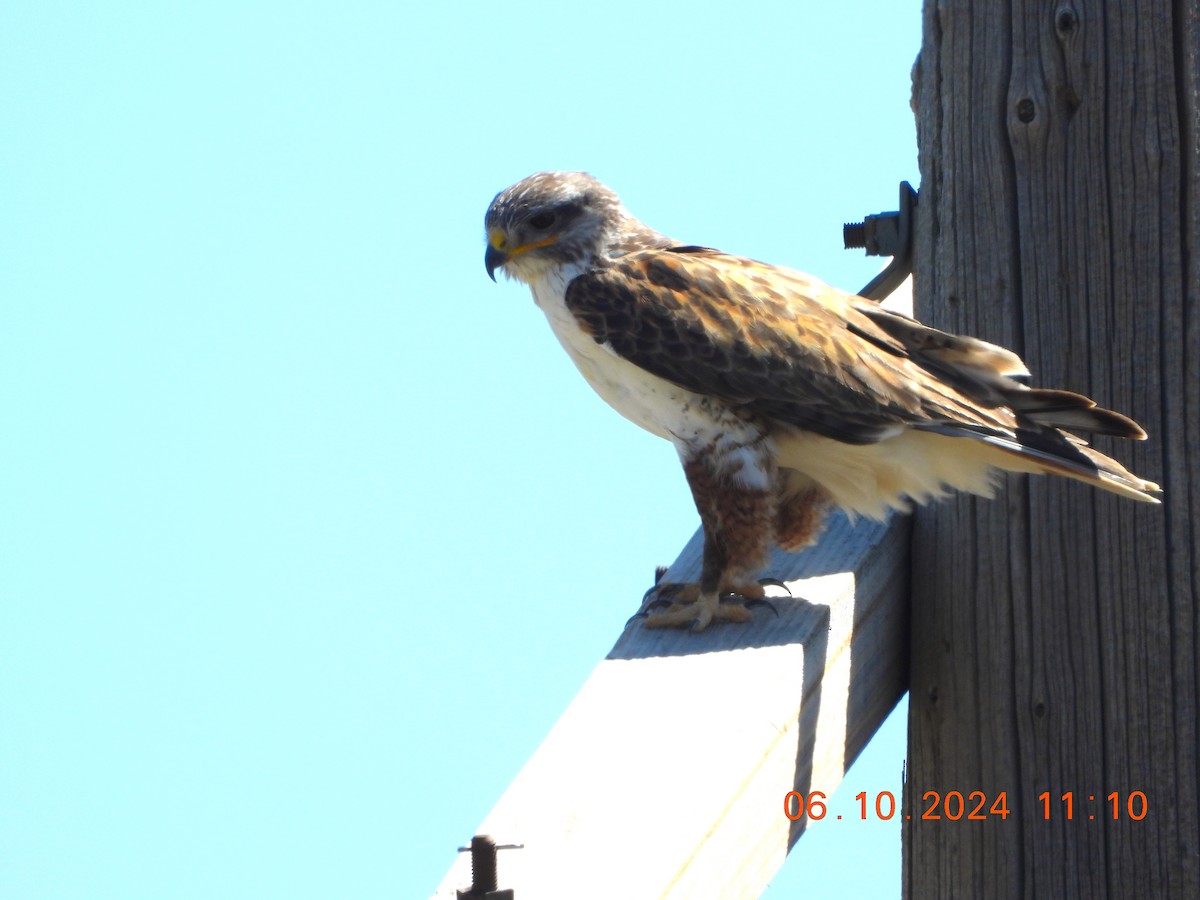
[528,212,556,230]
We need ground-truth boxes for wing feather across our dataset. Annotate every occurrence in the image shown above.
[565,247,1014,443]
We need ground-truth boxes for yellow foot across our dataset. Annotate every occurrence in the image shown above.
[635,579,779,632]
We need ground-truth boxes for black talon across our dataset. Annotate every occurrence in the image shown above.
[758,577,792,596]
[638,594,672,613]
[717,593,778,617]
[642,572,673,603]
[745,596,780,617]
[642,580,686,605]
[631,577,678,627]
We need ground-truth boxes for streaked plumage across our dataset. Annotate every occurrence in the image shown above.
[484,171,1160,631]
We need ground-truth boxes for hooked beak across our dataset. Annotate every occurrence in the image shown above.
[485,226,509,282]
[484,226,558,282]
[484,243,508,282]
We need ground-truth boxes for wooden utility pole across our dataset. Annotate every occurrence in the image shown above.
[907,2,1199,897]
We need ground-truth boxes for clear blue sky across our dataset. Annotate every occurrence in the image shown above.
[1,3,920,897]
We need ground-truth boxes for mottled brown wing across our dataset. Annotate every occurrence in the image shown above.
[564,247,1018,444]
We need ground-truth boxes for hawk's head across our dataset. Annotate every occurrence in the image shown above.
[484,172,669,284]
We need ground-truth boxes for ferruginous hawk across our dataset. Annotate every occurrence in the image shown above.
[483,172,1160,631]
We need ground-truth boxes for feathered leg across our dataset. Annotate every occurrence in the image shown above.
[642,437,778,631]
[774,482,833,552]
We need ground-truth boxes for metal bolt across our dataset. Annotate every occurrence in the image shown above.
[842,182,918,301]
[843,210,902,257]
[469,835,498,892]
[843,221,868,250]
[456,834,523,900]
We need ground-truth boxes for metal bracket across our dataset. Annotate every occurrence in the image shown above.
[842,181,917,301]
[456,834,523,899]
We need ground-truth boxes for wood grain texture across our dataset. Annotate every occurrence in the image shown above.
[908,2,1199,897]
[430,512,908,900]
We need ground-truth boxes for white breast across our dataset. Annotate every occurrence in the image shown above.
[529,265,738,451]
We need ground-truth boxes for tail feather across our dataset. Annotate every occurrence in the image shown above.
[917,422,1162,503]
[856,301,1159,503]
[1006,386,1147,439]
